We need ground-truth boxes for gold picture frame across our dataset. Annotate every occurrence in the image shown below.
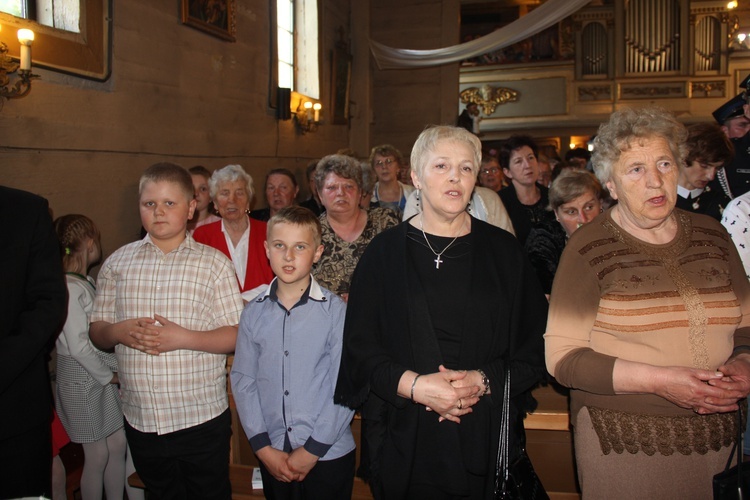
[181,0,236,42]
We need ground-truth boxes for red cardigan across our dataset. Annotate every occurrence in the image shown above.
[193,218,274,293]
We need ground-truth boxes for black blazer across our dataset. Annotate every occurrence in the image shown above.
[0,186,67,440]
[335,217,547,498]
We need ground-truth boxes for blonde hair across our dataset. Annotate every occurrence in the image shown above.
[369,144,404,166]
[139,162,194,201]
[53,214,100,273]
[410,125,481,181]
[548,168,602,211]
[267,206,322,247]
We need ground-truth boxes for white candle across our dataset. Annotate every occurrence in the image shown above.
[17,29,34,71]
[19,45,30,70]
[313,103,321,122]
[304,101,313,121]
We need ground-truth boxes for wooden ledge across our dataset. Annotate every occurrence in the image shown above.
[524,384,571,431]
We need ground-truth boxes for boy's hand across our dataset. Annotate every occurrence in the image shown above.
[128,314,188,355]
[126,317,162,355]
[150,314,189,353]
[109,317,157,353]
[256,447,299,482]
[91,318,156,351]
[286,447,319,481]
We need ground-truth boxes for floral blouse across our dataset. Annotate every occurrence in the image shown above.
[313,207,399,295]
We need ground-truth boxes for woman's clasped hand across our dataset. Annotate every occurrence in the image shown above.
[406,365,482,423]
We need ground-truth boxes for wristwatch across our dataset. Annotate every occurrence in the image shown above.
[477,368,490,396]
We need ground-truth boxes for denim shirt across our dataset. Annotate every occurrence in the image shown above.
[230,276,355,460]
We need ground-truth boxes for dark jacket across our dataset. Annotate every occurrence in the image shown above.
[525,219,568,294]
[0,186,67,440]
[334,217,547,499]
[498,185,555,247]
[675,186,731,222]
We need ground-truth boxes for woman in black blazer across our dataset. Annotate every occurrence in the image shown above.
[335,126,548,499]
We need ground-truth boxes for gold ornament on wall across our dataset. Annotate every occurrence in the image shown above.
[460,84,519,115]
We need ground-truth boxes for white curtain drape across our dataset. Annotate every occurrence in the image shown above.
[370,0,592,69]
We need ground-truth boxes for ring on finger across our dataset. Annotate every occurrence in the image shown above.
[457,398,463,410]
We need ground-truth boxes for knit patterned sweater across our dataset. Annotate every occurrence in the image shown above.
[545,208,750,455]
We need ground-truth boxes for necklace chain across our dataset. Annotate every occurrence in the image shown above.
[420,214,462,269]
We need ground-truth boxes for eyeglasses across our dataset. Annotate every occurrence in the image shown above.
[375,158,396,168]
[323,182,358,193]
[481,167,500,175]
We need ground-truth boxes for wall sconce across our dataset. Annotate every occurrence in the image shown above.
[293,100,322,134]
[731,28,750,50]
[0,25,38,109]
[726,0,743,51]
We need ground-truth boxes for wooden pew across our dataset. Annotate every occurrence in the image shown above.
[525,383,581,500]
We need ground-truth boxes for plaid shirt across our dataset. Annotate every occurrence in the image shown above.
[91,234,244,434]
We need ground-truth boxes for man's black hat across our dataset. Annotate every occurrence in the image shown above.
[713,93,746,125]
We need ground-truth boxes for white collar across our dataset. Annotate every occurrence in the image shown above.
[677,184,704,199]
[257,275,327,303]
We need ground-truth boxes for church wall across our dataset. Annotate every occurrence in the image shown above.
[362,0,461,163]
[0,0,351,257]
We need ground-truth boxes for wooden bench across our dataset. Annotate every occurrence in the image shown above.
[525,383,581,499]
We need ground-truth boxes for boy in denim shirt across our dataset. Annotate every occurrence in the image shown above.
[231,206,355,499]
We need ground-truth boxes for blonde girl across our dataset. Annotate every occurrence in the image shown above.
[53,215,140,500]
[187,165,220,233]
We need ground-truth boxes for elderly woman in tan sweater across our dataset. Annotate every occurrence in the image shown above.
[545,106,750,499]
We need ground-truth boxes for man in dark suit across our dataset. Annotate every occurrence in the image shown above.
[0,186,67,499]
[457,102,479,134]
[712,85,750,198]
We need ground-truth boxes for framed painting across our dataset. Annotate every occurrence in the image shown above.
[181,0,236,42]
[331,45,351,125]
